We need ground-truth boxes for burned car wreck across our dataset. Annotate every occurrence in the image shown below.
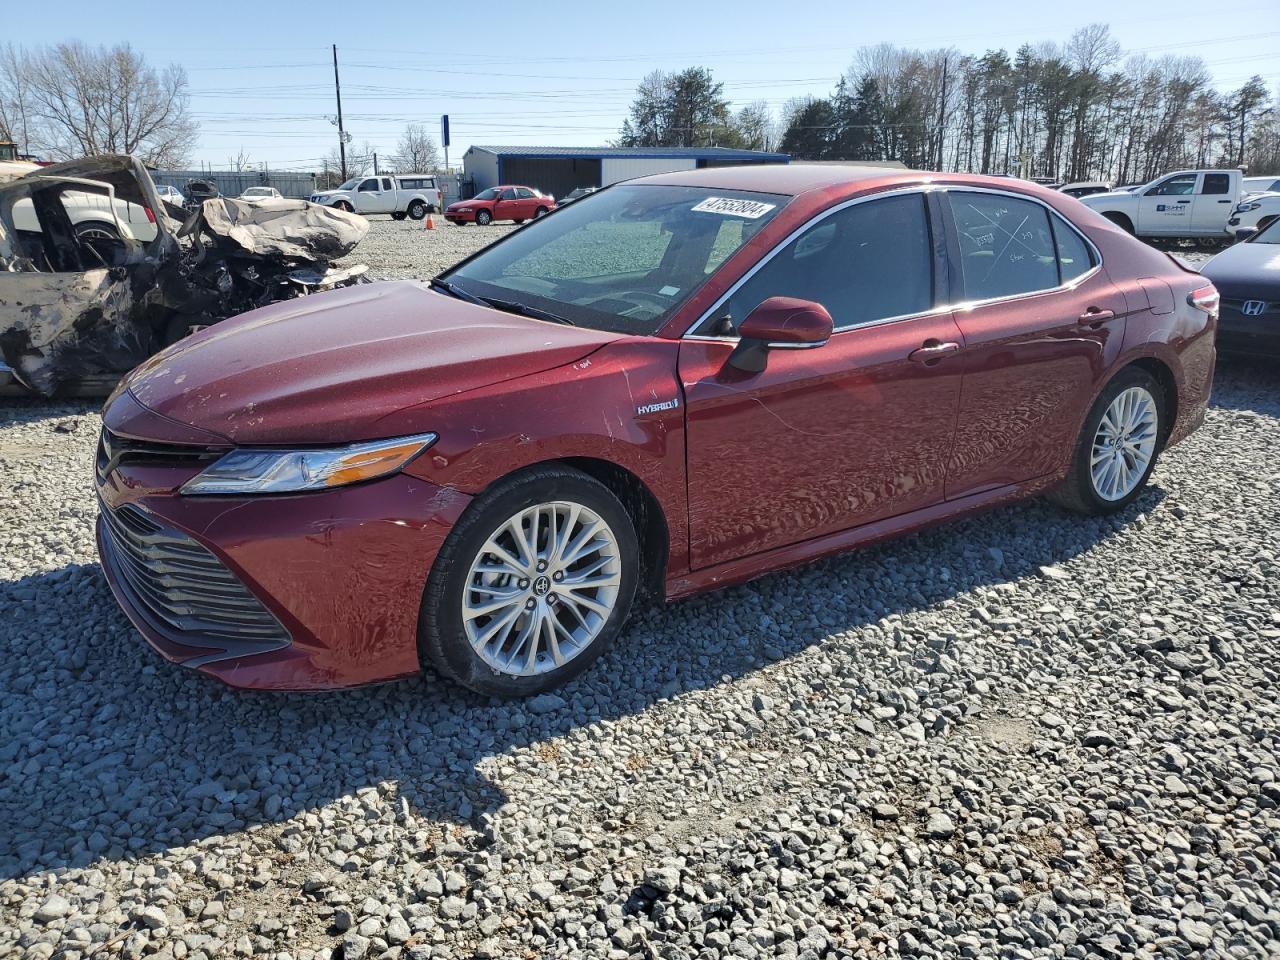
[0,155,370,395]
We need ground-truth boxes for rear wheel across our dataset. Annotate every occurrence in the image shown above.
[476,209,493,226]
[1050,367,1164,514]
[420,466,638,697]
[1102,212,1134,234]
[407,200,427,220]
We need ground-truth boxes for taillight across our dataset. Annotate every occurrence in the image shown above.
[144,206,156,224]
[1188,284,1219,314]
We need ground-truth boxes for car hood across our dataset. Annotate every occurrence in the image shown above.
[123,280,620,445]
[1079,190,1134,205]
[1201,242,1280,295]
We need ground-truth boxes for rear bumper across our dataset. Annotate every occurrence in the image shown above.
[97,468,471,690]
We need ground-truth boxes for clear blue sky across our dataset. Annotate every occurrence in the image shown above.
[7,0,1277,171]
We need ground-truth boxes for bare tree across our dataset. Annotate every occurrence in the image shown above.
[0,45,36,153]
[7,41,195,165]
[392,123,440,172]
[226,147,252,171]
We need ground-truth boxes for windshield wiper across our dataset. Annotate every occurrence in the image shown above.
[429,276,487,305]
[476,296,577,327]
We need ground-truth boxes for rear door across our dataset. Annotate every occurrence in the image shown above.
[679,190,965,569]
[515,187,539,218]
[941,189,1126,498]
[1137,173,1198,235]
[1192,172,1234,234]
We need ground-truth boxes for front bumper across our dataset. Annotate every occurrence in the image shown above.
[1217,299,1280,358]
[95,422,471,691]
[445,208,476,223]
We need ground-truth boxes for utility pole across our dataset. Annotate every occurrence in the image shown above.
[333,44,347,181]
[373,152,379,175]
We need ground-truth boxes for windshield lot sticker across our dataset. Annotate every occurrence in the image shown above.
[637,397,680,416]
[658,285,680,296]
[691,197,777,219]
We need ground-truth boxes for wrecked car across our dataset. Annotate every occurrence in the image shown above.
[0,155,370,396]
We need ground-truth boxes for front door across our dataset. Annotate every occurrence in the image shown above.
[679,191,964,570]
[354,178,385,214]
[493,187,521,221]
[1137,173,1198,235]
[941,189,1127,498]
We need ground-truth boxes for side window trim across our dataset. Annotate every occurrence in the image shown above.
[683,186,943,339]
[684,184,1103,340]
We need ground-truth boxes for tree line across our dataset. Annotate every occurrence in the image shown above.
[620,26,1279,181]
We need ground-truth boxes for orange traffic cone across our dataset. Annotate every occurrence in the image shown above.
[425,214,435,231]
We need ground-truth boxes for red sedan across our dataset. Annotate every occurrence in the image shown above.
[444,185,555,225]
[95,166,1217,696]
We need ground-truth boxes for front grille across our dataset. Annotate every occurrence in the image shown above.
[99,501,290,665]
[96,428,226,481]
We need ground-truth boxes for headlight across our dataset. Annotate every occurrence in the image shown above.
[1236,201,1262,213]
[181,432,437,495]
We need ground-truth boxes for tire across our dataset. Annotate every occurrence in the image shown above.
[420,465,638,698]
[334,201,354,213]
[534,206,549,218]
[1258,215,1277,233]
[391,211,407,221]
[476,209,492,226]
[513,219,525,225]
[1049,367,1165,515]
[407,200,427,220]
[1102,212,1134,234]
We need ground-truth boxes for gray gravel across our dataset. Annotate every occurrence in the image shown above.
[2,226,1278,960]
[336,216,518,281]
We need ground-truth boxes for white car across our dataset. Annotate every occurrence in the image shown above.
[154,184,186,207]
[1242,175,1280,197]
[240,186,283,202]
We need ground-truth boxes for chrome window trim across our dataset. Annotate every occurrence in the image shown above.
[681,183,1103,343]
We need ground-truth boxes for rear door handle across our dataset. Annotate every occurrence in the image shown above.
[1176,199,1191,204]
[908,340,961,363]
[1079,308,1115,328]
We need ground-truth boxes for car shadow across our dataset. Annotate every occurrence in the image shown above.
[0,481,1167,881]
[1209,354,1280,416]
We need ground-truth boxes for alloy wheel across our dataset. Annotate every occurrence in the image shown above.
[462,502,622,677]
[1090,386,1158,501]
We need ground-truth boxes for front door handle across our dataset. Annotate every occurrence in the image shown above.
[1218,199,1231,203]
[1079,308,1115,328]
[908,340,961,363]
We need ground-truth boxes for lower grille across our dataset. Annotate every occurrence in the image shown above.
[99,501,290,665]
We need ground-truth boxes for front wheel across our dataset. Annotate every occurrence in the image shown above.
[1050,368,1164,514]
[475,209,493,226]
[333,200,354,213]
[534,206,549,218]
[420,466,638,697]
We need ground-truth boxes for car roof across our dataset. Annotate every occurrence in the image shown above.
[630,164,1071,201]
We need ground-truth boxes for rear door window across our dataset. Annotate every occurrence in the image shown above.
[1051,214,1095,284]
[1201,173,1231,195]
[947,192,1059,300]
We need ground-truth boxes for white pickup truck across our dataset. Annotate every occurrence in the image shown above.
[308,174,443,220]
[1080,168,1280,241]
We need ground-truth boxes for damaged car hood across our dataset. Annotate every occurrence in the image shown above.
[195,197,367,261]
[124,280,621,444]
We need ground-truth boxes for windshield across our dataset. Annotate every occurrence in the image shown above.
[244,188,271,197]
[443,184,787,335]
[474,188,499,201]
[337,178,361,191]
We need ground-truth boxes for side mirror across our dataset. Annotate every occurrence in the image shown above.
[728,296,833,374]
[1234,226,1258,243]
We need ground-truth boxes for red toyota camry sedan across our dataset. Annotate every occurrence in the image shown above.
[95,166,1218,696]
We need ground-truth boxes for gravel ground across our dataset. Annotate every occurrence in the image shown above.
[2,227,1278,960]
[336,217,518,281]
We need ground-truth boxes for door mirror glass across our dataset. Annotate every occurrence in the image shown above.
[729,297,832,373]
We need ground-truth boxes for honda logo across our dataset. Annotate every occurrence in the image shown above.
[1241,300,1266,317]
